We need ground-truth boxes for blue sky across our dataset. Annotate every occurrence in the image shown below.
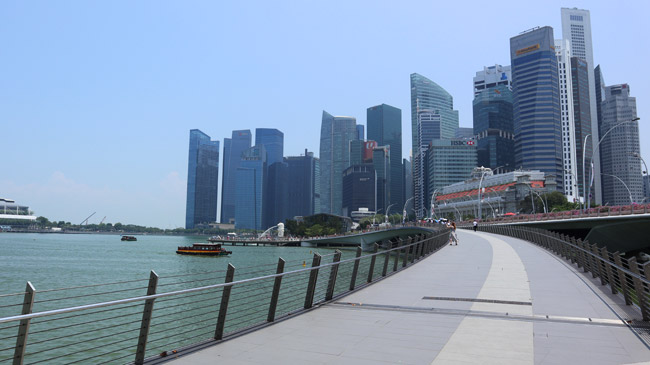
[2,1,648,228]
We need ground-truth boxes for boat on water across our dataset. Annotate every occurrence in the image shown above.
[176,243,232,256]
[121,235,137,241]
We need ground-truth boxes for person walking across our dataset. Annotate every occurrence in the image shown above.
[448,221,458,245]
[473,220,478,232]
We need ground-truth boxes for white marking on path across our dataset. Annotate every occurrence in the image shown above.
[432,231,534,364]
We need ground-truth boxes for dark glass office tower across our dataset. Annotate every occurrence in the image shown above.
[286,149,320,219]
[372,146,391,214]
[356,125,365,140]
[473,85,514,171]
[510,26,564,192]
[570,57,593,201]
[220,130,252,224]
[264,161,288,228]
[342,164,376,218]
[255,128,284,166]
[367,104,403,212]
[185,129,219,229]
[235,145,266,230]
[319,111,357,215]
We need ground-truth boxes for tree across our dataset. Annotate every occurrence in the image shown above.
[36,216,50,227]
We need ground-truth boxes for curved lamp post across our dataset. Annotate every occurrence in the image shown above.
[601,173,633,205]
[402,197,414,224]
[586,117,641,209]
[384,204,395,224]
[632,152,648,175]
[429,189,439,220]
[478,165,507,220]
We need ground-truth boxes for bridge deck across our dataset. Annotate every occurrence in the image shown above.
[171,230,650,364]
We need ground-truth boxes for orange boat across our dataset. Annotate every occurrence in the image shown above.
[176,243,232,256]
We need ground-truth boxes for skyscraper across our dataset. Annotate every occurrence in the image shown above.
[285,149,320,219]
[600,84,642,206]
[220,130,252,224]
[255,128,284,166]
[185,129,219,229]
[264,161,288,228]
[570,56,593,203]
[356,124,365,140]
[235,145,266,230]
[372,145,391,214]
[319,111,357,215]
[426,139,477,204]
[473,65,512,97]
[561,7,601,204]
[342,164,376,218]
[472,84,514,173]
[554,39,579,202]
[367,103,403,211]
[510,26,564,192]
[410,74,459,217]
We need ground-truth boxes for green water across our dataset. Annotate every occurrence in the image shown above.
[0,232,354,364]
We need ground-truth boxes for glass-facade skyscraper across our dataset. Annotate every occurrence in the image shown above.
[367,103,403,213]
[410,73,459,218]
[255,128,284,166]
[285,149,320,219]
[426,139,477,207]
[235,145,266,230]
[185,129,219,229]
[220,130,252,224]
[319,111,357,215]
[473,84,514,173]
[510,26,564,192]
[571,56,593,202]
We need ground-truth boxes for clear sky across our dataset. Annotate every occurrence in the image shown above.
[2,1,648,228]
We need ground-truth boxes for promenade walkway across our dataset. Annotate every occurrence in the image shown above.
[172,230,650,364]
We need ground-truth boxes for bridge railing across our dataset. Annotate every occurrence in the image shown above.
[0,229,450,365]
[469,224,650,321]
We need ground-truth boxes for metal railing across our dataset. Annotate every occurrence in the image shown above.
[474,202,650,224]
[467,224,650,321]
[0,229,450,364]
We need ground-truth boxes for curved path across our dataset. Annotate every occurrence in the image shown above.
[172,230,650,364]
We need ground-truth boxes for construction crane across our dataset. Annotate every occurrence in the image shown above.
[99,216,106,225]
[80,212,96,225]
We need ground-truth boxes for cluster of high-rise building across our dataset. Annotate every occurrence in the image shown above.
[185,7,643,229]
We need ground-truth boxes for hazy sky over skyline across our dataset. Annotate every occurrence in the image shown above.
[2,1,648,228]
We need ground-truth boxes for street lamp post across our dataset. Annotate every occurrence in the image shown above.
[402,197,414,224]
[587,117,641,210]
[478,165,506,220]
[601,173,634,205]
[632,152,648,175]
[385,204,395,224]
[429,189,439,220]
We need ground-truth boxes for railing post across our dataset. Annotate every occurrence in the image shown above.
[575,238,585,270]
[628,258,650,321]
[324,251,341,301]
[402,238,410,268]
[382,246,391,277]
[135,271,159,365]
[393,240,401,272]
[304,253,322,309]
[215,264,235,340]
[410,240,417,264]
[367,244,379,283]
[349,247,362,291]
[601,248,617,294]
[591,244,605,285]
[613,253,633,305]
[13,282,35,365]
[267,258,285,322]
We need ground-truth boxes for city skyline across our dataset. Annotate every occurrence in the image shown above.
[2,1,649,227]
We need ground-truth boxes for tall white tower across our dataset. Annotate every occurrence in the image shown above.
[555,39,579,203]
[561,7,601,204]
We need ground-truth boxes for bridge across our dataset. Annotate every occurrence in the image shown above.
[2,218,650,364]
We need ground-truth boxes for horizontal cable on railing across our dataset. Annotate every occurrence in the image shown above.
[28,334,138,365]
[147,322,215,345]
[151,301,221,322]
[157,277,226,289]
[29,310,141,337]
[25,325,139,359]
[31,302,142,325]
[154,289,220,306]
[74,347,134,365]
[34,286,149,304]
[27,315,140,346]
[153,295,222,315]
[0,302,24,309]
[148,314,218,338]
[0,292,28,299]
[148,328,214,355]
[36,278,150,294]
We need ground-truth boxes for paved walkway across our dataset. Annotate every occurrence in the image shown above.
[172,230,650,364]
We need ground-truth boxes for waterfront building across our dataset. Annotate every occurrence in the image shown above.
[510,26,564,193]
[562,7,602,204]
[235,145,266,230]
[342,164,376,218]
[264,161,289,229]
[425,139,477,212]
[349,140,376,166]
[600,84,643,206]
[473,64,512,97]
[319,111,357,215]
[356,124,365,140]
[285,149,320,219]
[571,56,593,203]
[372,145,391,214]
[472,85,514,173]
[220,130,252,224]
[404,157,413,209]
[185,129,219,229]
[0,198,37,224]
[255,128,284,166]
[455,127,474,139]
[410,74,459,218]
[434,170,556,219]
[554,39,579,202]
[367,103,403,210]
